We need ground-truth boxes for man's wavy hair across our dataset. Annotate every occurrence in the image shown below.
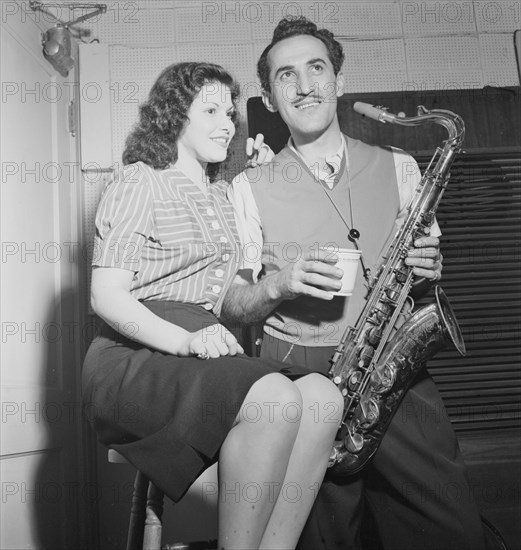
[122,62,240,181]
[257,16,344,93]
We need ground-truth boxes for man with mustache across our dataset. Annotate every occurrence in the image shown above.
[222,16,486,550]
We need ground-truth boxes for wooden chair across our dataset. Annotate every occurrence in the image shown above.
[108,450,217,550]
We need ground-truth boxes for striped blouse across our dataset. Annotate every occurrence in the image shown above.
[93,162,241,315]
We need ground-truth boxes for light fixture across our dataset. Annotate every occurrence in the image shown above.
[42,25,75,77]
[29,1,107,77]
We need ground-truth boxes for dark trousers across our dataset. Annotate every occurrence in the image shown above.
[260,337,487,550]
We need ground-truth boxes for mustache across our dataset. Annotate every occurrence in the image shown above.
[292,95,324,107]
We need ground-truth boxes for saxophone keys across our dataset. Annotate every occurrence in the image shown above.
[332,376,348,396]
[375,302,391,320]
[370,363,397,394]
[386,289,400,302]
[395,267,408,283]
[345,430,364,454]
[360,345,374,364]
[358,397,380,430]
[368,327,383,345]
[348,371,363,390]
[328,443,341,467]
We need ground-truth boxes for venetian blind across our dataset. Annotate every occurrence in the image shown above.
[416,150,521,433]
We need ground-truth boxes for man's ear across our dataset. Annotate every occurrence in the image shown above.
[262,89,277,113]
[335,71,345,97]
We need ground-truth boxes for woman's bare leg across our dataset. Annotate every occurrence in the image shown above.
[217,373,303,550]
[258,373,343,549]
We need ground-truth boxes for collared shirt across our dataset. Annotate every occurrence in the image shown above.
[288,135,345,189]
[93,161,240,314]
[229,140,441,281]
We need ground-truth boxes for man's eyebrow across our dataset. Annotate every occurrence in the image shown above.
[273,58,328,78]
[307,57,327,66]
[274,64,295,78]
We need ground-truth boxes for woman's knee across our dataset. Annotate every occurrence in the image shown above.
[239,373,303,427]
[297,373,344,426]
[248,373,302,404]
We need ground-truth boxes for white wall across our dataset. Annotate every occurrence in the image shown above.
[1,4,89,549]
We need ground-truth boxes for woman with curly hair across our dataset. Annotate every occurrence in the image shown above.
[82,61,343,550]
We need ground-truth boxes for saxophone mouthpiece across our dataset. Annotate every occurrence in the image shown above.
[353,102,389,122]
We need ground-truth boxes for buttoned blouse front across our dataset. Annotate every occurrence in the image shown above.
[93,161,240,314]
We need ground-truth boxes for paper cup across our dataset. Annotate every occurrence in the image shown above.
[330,248,362,296]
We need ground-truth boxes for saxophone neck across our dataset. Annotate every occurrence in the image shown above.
[423,107,465,150]
[353,102,465,149]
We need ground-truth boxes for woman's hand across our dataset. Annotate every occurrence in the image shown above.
[180,323,244,359]
[244,133,274,168]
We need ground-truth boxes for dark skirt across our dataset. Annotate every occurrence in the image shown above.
[82,301,309,502]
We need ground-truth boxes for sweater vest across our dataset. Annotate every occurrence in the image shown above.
[248,135,400,347]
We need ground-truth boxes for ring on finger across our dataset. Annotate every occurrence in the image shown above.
[196,352,210,360]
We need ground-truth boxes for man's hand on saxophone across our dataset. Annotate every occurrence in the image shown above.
[406,235,443,280]
[406,234,444,298]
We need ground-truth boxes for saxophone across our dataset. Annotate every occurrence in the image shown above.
[327,102,466,477]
